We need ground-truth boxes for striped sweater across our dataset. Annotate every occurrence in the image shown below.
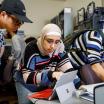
[22,40,73,87]
[68,30,103,69]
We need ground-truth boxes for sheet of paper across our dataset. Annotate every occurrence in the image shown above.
[56,82,76,104]
[80,82,104,94]
[79,92,94,102]
[54,70,78,89]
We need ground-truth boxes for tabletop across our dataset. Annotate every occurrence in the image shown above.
[29,94,93,104]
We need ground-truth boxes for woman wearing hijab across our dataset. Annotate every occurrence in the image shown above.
[15,23,73,104]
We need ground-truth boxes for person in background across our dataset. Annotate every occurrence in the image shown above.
[15,23,74,104]
[10,30,26,69]
[68,30,104,84]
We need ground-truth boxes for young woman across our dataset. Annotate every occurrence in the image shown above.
[15,23,74,104]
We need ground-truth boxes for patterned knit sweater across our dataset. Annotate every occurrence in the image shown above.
[22,40,73,87]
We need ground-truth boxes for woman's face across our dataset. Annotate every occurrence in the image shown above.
[42,35,61,54]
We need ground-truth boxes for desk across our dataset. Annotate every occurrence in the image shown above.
[29,95,93,104]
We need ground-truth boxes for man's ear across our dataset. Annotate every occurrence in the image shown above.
[0,11,8,21]
[0,11,7,16]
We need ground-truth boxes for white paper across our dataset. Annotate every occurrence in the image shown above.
[54,70,78,89]
[56,82,76,104]
[80,83,104,94]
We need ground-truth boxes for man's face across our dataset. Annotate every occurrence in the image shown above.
[1,11,23,33]
[42,35,61,55]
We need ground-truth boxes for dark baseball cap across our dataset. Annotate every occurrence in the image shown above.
[0,0,32,23]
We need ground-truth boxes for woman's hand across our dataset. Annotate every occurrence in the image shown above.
[52,71,63,80]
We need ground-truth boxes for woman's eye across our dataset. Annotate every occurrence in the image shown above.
[46,39,60,45]
[55,41,60,44]
[47,40,53,44]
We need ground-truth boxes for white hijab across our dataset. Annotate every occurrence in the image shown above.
[37,23,65,57]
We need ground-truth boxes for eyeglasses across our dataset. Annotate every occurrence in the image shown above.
[7,13,24,25]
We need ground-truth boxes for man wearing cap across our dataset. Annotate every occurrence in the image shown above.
[0,0,32,60]
[0,0,32,103]
[0,0,32,33]
[16,23,74,104]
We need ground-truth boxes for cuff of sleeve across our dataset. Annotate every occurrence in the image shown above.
[90,60,103,65]
[47,71,56,82]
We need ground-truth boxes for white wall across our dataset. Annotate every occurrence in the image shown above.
[21,0,65,38]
